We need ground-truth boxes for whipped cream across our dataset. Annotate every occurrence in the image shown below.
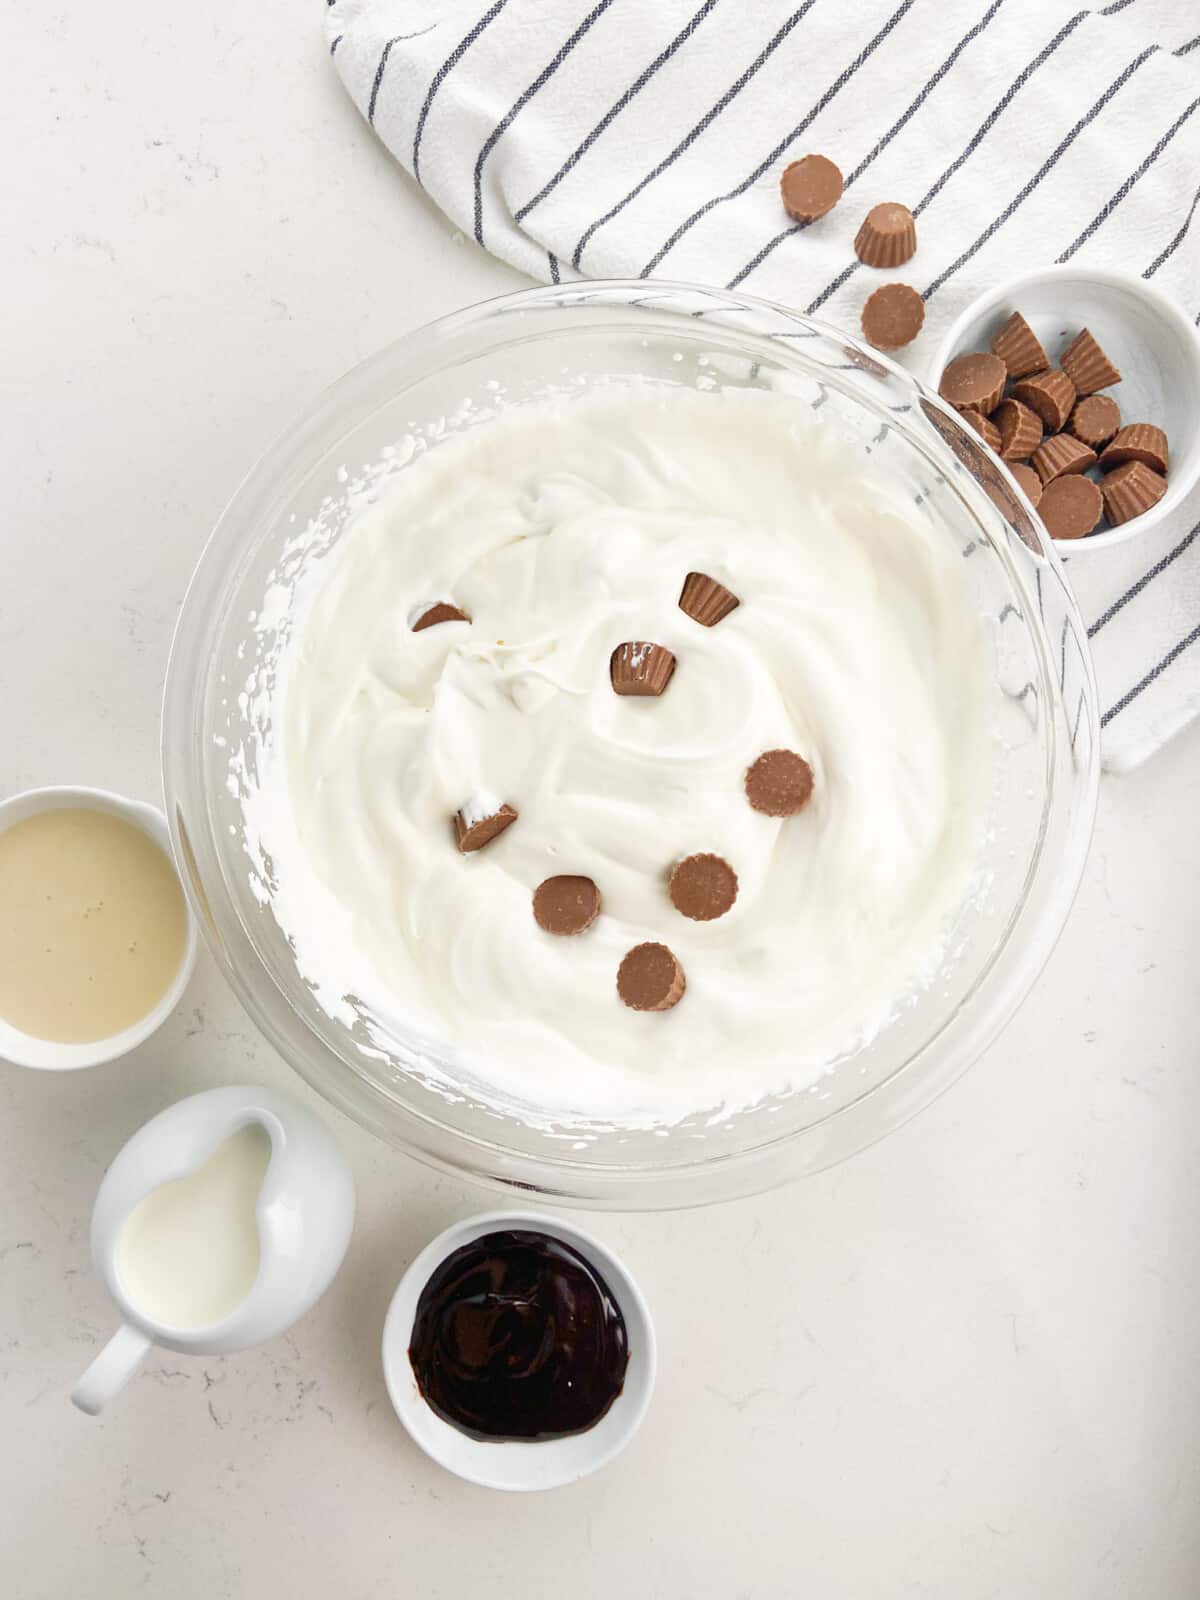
[249,385,992,1127]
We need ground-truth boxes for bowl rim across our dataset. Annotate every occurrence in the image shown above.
[928,263,1200,553]
[0,785,197,1070]
[380,1208,656,1491]
[162,276,1101,1207]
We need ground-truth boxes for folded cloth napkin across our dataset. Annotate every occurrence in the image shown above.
[328,0,1200,771]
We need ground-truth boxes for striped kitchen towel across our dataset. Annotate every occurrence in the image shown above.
[327,0,1200,772]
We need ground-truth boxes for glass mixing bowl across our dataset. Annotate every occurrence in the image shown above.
[163,281,1099,1209]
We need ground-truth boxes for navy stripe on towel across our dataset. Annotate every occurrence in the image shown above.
[1102,620,1200,727]
[368,27,439,125]
[368,37,401,125]
[413,0,509,186]
[1144,181,1200,277]
[572,4,814,271]
[474,0,614,247]
[1088,517,1200,637]
[922,47,1155,302]
[1058,94,1200,261]
[516,0,720,225]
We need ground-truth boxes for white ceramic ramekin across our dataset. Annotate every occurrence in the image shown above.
[0,785,198,1070]
[929,265,1200,552]
[382,1210,656,1491]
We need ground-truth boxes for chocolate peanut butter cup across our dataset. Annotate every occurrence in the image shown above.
[533,875,601,936]
[1061,328,1121,395]
[1009,463,1042,507]
[454,801,518,853]
[745,749,814,817]
[668,853,738,922]
[1067,394,1121,450]
[961,409,1001,452]
[854,202,917,268]
[1011,370,1076,433]
[1031,433,1096,486]
[861,283,924,351]
[610,641,676,697]
[617,943,686,1012]
[1100,460,1167,526]
[412,601,471,631]
[678,572,739,627]
[993,398,1043,462]
[939,352,1006,414]
[780,154,843,222]
[1098,424,1169,475]
[990,311,1048,380]
[1037,475,1102,540]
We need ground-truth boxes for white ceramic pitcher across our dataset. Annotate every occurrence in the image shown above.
[72,1084,355,1414]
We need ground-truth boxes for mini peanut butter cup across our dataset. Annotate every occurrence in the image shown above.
[861,283,924,351]
[1011,369,1076,433]
[1061,328,1121,395]
[1100,460,1167,526]
[617,942,686,1012]
[993,398,1043,462]
[990,311,1048,379]
[1031,433,1096,486]
[532,875,601,936]
[745,749,814,817]
[1010,463,1042,507]
[961,409,1001,452]
[939,351,1006,414]
[854,202,917,267]
[780,154,843,222]
[679,572,739,627]
[412,601,471,631]
[610,641,676,697]
[454,801,518,853]
[1067,394,1121,450]
[668,853,738,922]
[1098,423,1169,475]
[1037,475,1102,541]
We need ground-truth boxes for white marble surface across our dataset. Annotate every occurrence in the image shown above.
[2,6,1199,1597]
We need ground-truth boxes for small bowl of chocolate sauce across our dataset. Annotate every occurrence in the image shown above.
[382,1210,655,1491]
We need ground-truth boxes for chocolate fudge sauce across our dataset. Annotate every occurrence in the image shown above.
[408,1229,629,1441]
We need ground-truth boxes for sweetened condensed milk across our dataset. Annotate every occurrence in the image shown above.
[0,807,187,1042]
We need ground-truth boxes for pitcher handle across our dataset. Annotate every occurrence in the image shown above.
[71,1322,153,1415]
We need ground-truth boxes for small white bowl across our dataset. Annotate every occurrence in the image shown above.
[929,265,1200,552]
[0,786,198,1070]
[382,1210,656,1492]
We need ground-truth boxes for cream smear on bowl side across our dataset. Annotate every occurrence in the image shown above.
[242,384,992,1129]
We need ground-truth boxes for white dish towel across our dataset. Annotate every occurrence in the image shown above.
[328,0,1200,772]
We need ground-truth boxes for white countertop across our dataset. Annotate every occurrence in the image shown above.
[2,7,1198,1596]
